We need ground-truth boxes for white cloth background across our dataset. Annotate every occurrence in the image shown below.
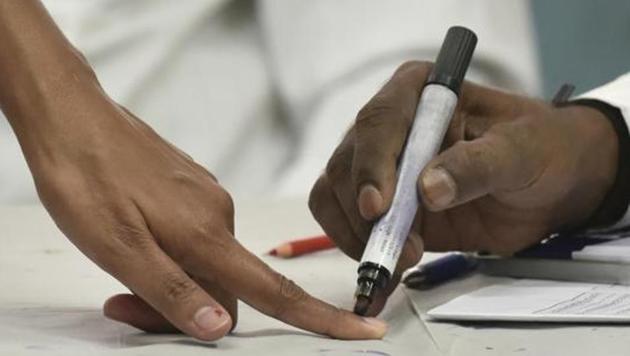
[0,0,541,203]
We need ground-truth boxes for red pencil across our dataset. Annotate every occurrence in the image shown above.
[268,235,336,258]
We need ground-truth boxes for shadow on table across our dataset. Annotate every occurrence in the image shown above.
[0,306,218,349]
[1,305,324,350]
[231,328,319,338]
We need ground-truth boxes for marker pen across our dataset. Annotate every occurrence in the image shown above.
[353,26,477,315]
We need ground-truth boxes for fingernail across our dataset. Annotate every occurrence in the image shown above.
[358,184,384,219]
[194,306,231,332]
[362,317,389,338]
[421,167,457,209]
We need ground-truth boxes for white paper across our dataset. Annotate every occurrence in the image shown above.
[573,237,630,263]
[428,279,630,322]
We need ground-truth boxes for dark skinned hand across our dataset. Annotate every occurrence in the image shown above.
[309,61,619,316]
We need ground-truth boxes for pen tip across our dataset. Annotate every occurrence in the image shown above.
[268,249,277,256]
[353,295,371,316]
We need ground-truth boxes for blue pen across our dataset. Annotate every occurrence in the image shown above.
[402,253,477,289]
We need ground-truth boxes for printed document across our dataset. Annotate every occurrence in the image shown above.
[428,279,630,322]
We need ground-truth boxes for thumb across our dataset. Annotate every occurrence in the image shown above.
[104,294,178,333]
[418,131,532,211]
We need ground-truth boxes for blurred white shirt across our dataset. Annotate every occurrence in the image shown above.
[0,0,540,203]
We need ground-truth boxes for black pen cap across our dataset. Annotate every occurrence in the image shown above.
[426,26,477,96]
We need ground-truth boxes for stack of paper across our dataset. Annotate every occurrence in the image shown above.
[428,279,630,322]
[573,237,630,263]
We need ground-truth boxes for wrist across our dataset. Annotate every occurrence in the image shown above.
[555,103,621,229]
[0,0,107,161]
[566,99,630,229]
[5,69,108,164]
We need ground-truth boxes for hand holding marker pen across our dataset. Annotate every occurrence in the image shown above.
[353,27,477,315]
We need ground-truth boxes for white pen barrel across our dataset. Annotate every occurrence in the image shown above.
[360,84,458,273]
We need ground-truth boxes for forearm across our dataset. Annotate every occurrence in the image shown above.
[0,0,101,158]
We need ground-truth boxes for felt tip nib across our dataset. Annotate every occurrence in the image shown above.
[353,295,371,316]
[268,249,277,256]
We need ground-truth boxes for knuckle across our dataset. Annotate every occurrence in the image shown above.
[308,176,327,218]
[325,146,353,183]
[356,96,406,131]
[190,218,211,240]
[182,189,234,248]
[395,60,432,76]
[111,221,153,251]
[322,306,345,337]
[214,187,235,216]
[355,98,410,149]
[196,163,218,182]
[191,219,231,246]
[185,219,234,265]
[393,60,433,86]
[211,185,234,216]
[161,272,198,304]
[170,169,218,194]
[271,274,308,320]
[171,170,196,186]
[279,275,306,302]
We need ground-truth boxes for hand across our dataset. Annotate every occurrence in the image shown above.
[309,61,618,315]
[17,83,387,341]
[0,0,386,341]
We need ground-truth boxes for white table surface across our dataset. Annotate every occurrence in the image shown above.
[0,200,438,356]
[2,200,630,355]
[407,274,630,355]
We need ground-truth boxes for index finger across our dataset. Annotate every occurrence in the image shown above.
[184,231,388,340]
[352,61,433,220]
